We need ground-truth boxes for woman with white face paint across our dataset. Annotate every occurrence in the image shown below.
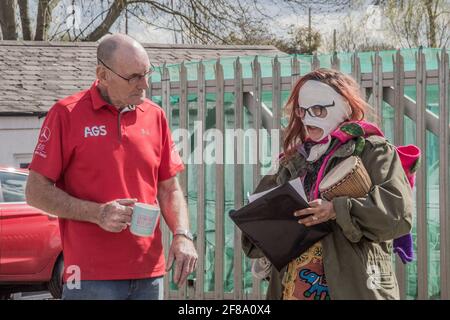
[242,68,414,300]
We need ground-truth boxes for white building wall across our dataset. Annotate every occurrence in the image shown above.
[0,116,45,167]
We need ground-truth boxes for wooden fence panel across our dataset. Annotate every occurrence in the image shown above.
[416,49,428,300]
[251,56,263,299]
[161,63,172,300]
[372,53,383,126]
[214,59,225,300]
[393,50,407,299]
[195,61,206,300]
[438,49,450,300]
[331,52,340,71]
[233,57,244,300]
[312,53,320,70]
[272,56,282,155]
[291,55,300,88]
[178,62,189,299]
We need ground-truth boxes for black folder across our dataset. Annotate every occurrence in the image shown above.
[229,182,332,271]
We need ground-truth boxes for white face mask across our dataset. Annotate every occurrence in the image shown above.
[298,80,352,141]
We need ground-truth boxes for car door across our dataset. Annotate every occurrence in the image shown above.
[0,170,59,276]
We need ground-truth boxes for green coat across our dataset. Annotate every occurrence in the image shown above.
[242,135,413,300]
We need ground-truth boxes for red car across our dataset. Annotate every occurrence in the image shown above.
[0,167,63,299]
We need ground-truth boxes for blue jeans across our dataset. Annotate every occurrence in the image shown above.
[62,277,163,300]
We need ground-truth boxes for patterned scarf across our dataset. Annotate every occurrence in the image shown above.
[302,139,336,201]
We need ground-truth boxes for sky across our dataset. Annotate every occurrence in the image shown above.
[126,2,384,45]
[20,0,382,45]
[127,3,358,44]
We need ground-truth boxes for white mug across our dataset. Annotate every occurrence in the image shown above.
[130,203,160,237]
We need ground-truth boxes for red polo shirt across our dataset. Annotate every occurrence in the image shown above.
[29,81,184,281]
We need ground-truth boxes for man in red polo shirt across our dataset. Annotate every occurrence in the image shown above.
[25,33,197,300]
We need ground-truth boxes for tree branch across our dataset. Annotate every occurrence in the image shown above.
[83,0,127,41]
[0,0,18,40]
[35,0,60,41]
[18,0,33,40]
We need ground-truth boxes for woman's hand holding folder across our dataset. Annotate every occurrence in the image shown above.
[295,199,337,227]
[229,182,333,271]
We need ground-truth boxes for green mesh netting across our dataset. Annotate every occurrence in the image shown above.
[150,48,447,83]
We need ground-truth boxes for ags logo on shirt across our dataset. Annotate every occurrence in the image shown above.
[84,125,107,138]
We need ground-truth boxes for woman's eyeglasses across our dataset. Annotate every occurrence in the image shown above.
[297,101,335,118]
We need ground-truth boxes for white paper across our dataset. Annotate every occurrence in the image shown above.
[247,178,307,203]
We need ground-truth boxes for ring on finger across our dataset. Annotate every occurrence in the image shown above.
[311,216,318,221]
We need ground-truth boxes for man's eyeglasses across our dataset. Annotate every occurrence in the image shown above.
[298,101,335,118]
[98,58,153,85]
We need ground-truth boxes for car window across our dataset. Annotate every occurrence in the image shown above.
[0,171,27,202]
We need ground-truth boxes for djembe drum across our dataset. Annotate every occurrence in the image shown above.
[319,156,372,201]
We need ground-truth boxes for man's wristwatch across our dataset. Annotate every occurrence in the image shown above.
[174,228,194,241]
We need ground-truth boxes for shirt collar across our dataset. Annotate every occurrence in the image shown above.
[89,80,145,112]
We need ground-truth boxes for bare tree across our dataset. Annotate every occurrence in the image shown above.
[82,0,127,41]
[321,7,394,52]
[321,0,448,51]
[288,25,321,54]
[380,0,450,48]
[0,0,18,40]
[118,0,255,44]
[18,0,32,40]
[0,0,365,45]
[0,0,257,43]
[35,0,60,41]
